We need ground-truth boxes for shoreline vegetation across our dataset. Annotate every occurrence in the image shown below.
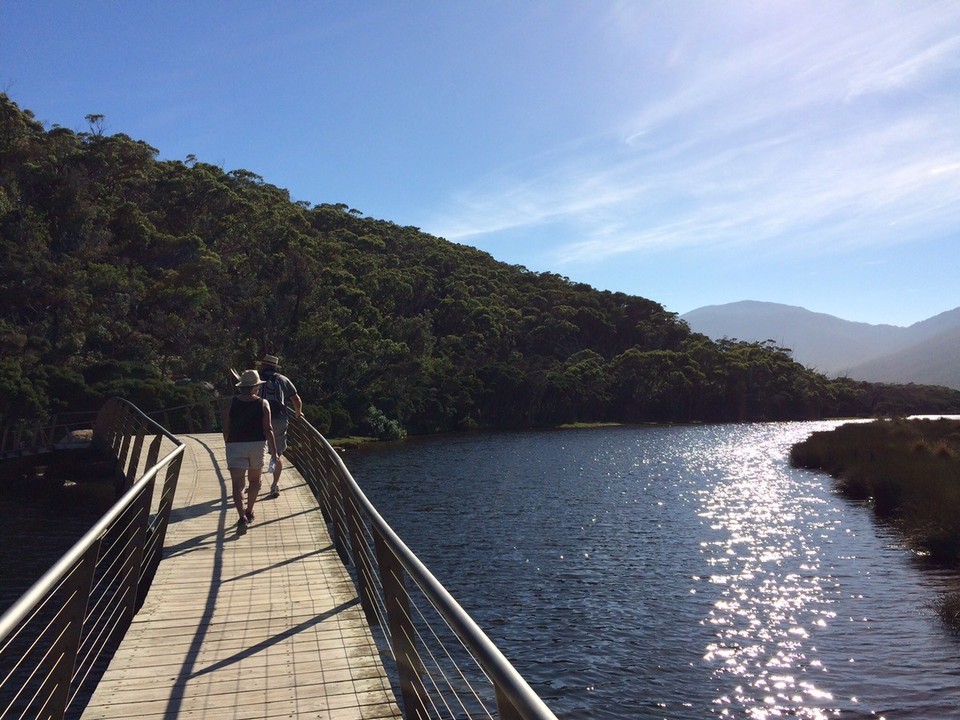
[790,417,960,630]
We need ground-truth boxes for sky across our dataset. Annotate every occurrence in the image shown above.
[2,1,959,327]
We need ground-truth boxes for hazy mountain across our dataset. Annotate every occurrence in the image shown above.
[847,326,960,389]
[681,301,960,388]
[680,301,904,371]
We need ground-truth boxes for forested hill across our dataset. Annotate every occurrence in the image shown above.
[2,94,959,437]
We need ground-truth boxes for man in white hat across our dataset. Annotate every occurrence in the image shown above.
[257,354,303,498]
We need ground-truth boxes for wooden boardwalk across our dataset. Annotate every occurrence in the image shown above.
[80,434,403,720]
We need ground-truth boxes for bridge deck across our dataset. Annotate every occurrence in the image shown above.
[80,433,402,720]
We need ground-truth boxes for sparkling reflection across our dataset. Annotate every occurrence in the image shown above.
[347,422,960,719]
[695,424,841,718]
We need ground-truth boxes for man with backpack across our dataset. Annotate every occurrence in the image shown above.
[256,354,303,498]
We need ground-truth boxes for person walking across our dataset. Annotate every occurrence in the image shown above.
[222,369,278,529]
[257,354,303,498]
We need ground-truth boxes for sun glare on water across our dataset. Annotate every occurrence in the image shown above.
[696,425,849,718]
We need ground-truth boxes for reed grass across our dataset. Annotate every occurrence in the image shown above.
[791,418,960,630]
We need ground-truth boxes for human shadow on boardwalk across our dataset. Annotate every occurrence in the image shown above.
[164,505,328,559]
[153,435,365,720]
[224,545,336,584]
[189,598,361,679]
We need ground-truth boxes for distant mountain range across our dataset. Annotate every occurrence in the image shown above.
[681,301,960,390]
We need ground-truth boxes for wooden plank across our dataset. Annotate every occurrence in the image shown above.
[80,434,402,720]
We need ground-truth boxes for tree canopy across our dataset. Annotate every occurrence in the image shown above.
[2,94,959,436]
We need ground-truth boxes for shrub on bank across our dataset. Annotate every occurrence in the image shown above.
[791,418,960,630]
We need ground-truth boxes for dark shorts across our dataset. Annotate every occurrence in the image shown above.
[273,414,290,454]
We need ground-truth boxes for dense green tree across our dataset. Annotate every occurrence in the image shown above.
[2,93,959,434]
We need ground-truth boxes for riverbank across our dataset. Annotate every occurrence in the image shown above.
[790,417,960,628]
[327,435,376,449]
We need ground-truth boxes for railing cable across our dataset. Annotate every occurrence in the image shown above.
[0,398,184,720]
[287,416,558,720]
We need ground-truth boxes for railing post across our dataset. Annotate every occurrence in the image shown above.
[145,433,162,470]
[40,414,55,449]
[125,423,147,488]
[343,493,378,627]
[116,433,132,477]
[328,459,350,565]
[144,452,183,569]
[50,414,63,449]
[135,444,181,611]
[312,438,334,523]
[496,687,526,720]
[45,541,101,720]
[374,531,429,720]
[288,421,324,506]
[92,400,114,452]
[109,411,126,457]
[120,481,154,629]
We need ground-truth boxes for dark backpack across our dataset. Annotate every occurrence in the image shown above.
[262,375,286,417]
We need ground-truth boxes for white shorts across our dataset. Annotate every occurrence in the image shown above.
[226,441,266,470]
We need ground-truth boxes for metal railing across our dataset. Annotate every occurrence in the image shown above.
[0,412,100,457]
[0,398,223,460]
[286,417,558,720]
[145,399,224,435]
[0,398,184,720]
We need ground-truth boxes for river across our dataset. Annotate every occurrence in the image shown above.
[0,469,116,613]
[342,421,960,719]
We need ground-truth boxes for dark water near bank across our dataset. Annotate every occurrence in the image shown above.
[343,422,960,719]
[0,460,116,613]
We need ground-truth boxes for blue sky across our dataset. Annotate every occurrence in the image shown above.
[3,1,959,326]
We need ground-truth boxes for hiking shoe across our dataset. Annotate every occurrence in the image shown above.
[269,483,280,498]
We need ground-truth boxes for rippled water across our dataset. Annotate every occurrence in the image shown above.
[0,469,115,613]
[344,422,960,719]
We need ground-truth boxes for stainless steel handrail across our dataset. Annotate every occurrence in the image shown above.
[0,411,99,457]
[0,398,184,720]
[287,417,558,720]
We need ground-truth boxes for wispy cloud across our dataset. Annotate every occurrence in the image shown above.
[430,1,960,273]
